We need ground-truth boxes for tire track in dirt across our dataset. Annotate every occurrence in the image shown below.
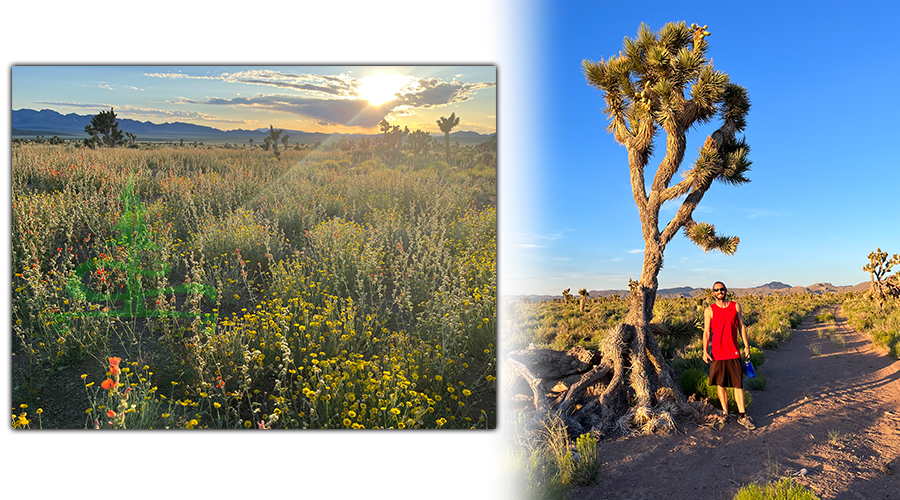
[571,305,900,500]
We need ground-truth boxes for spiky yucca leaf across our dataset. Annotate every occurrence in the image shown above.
[658,21,692,54]
[719,83,751,131]
[684,222,739,254]
[686,222,716,248]
[716,235,740,256]
[691,66,729,119]
[719,139,752,185]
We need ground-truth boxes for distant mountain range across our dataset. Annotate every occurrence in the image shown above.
[11,108,495,145]
[516,281,871,302]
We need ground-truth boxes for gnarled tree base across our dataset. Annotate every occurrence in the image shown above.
[506,322,701,438]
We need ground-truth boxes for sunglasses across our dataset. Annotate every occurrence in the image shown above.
[713,288,727,292]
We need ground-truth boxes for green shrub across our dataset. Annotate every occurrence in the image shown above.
[814,311,835,323]
[679,368,708,399]
[573,432,600,485]
[707,385,752,413]
[680,369,753,411]
[670,347,708,375]
[506,414,600,500]
[732,478,820,500]
[749,346,766,367]
[746,372,767,391]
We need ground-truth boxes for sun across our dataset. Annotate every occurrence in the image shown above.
[357,74,408,106]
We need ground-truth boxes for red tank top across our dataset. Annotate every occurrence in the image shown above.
[710,301,740,360]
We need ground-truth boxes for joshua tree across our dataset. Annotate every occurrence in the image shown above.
[407,129,431,157]
[268,125,284,157]
[436,113,460,163]
[573,21,752,434]
[384,125,409,153]
[84,108,125,147]
[562,288,572,304]
[579,288,589,312]
[249,138,254,148]
[281,134,290,151]
[125,132,137,146]
[864,248,900,308]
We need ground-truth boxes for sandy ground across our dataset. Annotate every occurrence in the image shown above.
[570,306,900,500]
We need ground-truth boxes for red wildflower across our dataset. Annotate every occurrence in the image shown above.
[101,379,117,390]
[107,410,116,418]
[109,365,120,376]
[109,357,121,367]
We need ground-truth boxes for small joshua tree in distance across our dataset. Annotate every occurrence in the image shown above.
[864,247,900,308]
[437,113,460,163]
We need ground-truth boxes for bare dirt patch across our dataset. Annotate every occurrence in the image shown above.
[570,306,900,500]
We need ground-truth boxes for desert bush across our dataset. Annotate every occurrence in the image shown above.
[506,412,600,500]
[679,368,708,399]
[732,478,820,500]
[679,368,752,412]
[749,346,766,367]
[669,345,708,375]
[844,295,900,358]
[746,372,767,390]
[814,311,835,323]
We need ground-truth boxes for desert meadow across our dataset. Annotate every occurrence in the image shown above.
[11,140,496,429]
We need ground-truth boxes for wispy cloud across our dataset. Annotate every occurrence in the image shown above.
[513,229,572,250]
[147,70,358,97]
[35,101,246,125]
[82,82,143,92]
[743,209,783,219]
[628,249,643,254]
[172,94,394,128]
[147,70,495,128]
[396,78,495,109]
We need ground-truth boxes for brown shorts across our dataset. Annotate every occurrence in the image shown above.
[709,358,743,389]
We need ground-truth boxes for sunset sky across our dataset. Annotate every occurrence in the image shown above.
[12,66,496,135]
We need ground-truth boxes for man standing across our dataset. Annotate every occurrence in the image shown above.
[702,281,756,430]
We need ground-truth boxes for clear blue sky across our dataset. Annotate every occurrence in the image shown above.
[502,0,900,296]
[12,66,496,135]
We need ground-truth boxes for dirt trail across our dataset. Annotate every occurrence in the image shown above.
[571,306,900,500]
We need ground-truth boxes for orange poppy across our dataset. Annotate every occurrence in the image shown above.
[109,357,122,367]
[101,379,117,390]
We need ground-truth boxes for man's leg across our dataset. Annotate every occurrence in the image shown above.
[717,385,729,415]
[734,386,746,414]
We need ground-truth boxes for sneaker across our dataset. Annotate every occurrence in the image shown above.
[712,412,730,429]
[737,415,756,430]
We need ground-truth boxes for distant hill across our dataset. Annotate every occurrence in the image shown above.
[514,281,870,302]
[11,108,496,145]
